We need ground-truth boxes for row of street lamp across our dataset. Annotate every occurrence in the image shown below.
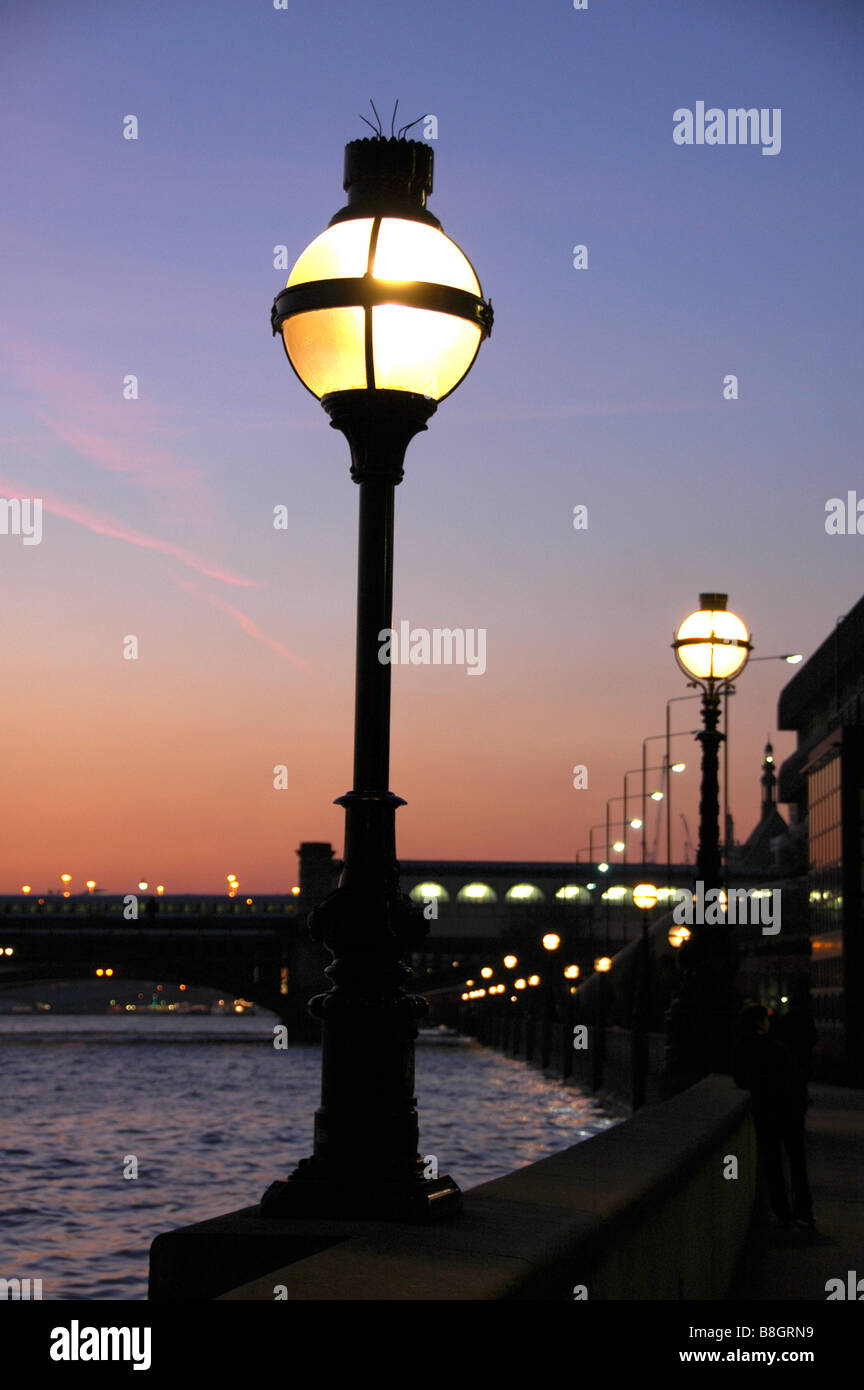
[256,126,800,1219]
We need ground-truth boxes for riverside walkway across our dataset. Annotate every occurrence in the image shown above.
[731,1083,864,1301]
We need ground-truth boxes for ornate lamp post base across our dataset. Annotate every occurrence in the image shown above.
[260,1164,461,1221]
[259,787,462,1222]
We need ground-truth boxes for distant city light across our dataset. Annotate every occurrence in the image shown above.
[633,884,658,911]
[594,956,612,973]
[416,882,445,898]
[668,925,692,949]
[291,886,301,896]
[461,883,493,900]
[514,978,527,990]
[21,885,31,894]
[597,863,609,874]
[503,955,518,969]
[542,933,560,951]
[480,967,493,979]
[528,975,540,986]
[507,884,540,900]
[138,881,148,891]
[564,964,580,979]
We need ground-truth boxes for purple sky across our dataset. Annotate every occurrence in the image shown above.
[1,0,862,892]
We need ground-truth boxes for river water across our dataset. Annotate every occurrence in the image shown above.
[1,1015,617,1300]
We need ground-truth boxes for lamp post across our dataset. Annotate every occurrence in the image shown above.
[261,132,492,1219]
[624,761,683,867]
[606,796,638,859]
[664,695,702,885]
[639,733,693,870]
[672,594,752,886]
[631,883,657,1109]
[665,593,752,1088]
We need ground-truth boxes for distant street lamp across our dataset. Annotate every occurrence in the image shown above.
[667,593,752,1085]
[262,130,492,1219]
[631,883,657,1109]
[624,762,683,867]
[672,593,752,885]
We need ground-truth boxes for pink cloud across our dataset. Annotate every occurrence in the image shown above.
[176,579,314,670]
[0,334,210,509]
[0,476,262,589]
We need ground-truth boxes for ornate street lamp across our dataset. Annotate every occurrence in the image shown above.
[672,594,751,886]
[261,132,492,1220]
[667,593,752,1087]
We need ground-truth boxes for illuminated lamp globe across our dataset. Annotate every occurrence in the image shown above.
[633,883,658,911]
[668,924,692,949]
[673,594,752,685]
[272,139,493,408]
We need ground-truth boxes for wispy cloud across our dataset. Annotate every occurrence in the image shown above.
[176,578,314,670]
[0,334,210,510]
[0,476,262,589]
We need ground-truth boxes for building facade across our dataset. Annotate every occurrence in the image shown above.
[778,594,864,1079]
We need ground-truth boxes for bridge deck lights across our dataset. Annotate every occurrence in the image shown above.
[261,127,491,1222]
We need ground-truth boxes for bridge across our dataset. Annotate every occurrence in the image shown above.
[0,846,772,1039]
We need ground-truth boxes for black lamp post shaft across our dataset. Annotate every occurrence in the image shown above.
[696,690,723,889]
[353,477,394,794]
[261,391,461,1218]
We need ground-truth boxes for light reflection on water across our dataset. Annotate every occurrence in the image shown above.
[0,1015,617,1300]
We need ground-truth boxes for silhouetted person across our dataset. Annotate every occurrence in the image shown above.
[144,894,160,920]
[773,999,817,1081]
[732,1003,814,1229]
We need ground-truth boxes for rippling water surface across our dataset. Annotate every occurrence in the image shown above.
[1,1015,616,1300]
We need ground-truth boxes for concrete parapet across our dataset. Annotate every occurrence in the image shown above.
[149,1074,755,1301]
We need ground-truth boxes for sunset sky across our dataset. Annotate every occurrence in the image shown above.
[1,0,862,892]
